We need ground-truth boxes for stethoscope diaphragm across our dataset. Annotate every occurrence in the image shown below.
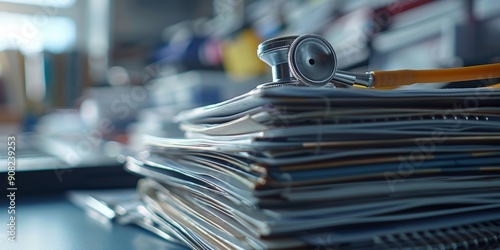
[288,34,337,87]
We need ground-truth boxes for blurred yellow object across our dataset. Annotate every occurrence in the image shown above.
[222,29,267,80]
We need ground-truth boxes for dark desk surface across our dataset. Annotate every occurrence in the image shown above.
[0,194,186,250]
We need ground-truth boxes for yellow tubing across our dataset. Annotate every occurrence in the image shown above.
[371,63,500,88]
[486,83,500,88]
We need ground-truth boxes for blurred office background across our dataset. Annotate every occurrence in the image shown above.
[1,0,500,191]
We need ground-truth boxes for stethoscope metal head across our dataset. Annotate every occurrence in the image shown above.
[258,34,374,88]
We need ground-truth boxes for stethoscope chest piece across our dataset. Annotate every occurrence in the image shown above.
[257,34,341,88]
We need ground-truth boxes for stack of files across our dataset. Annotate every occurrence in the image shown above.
[126,86,500,249]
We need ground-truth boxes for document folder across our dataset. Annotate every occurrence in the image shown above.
[125,86,500,249]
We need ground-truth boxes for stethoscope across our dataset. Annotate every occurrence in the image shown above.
[257,34,500,88]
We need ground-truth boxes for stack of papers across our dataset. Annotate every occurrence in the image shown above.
[126,86,500,249]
